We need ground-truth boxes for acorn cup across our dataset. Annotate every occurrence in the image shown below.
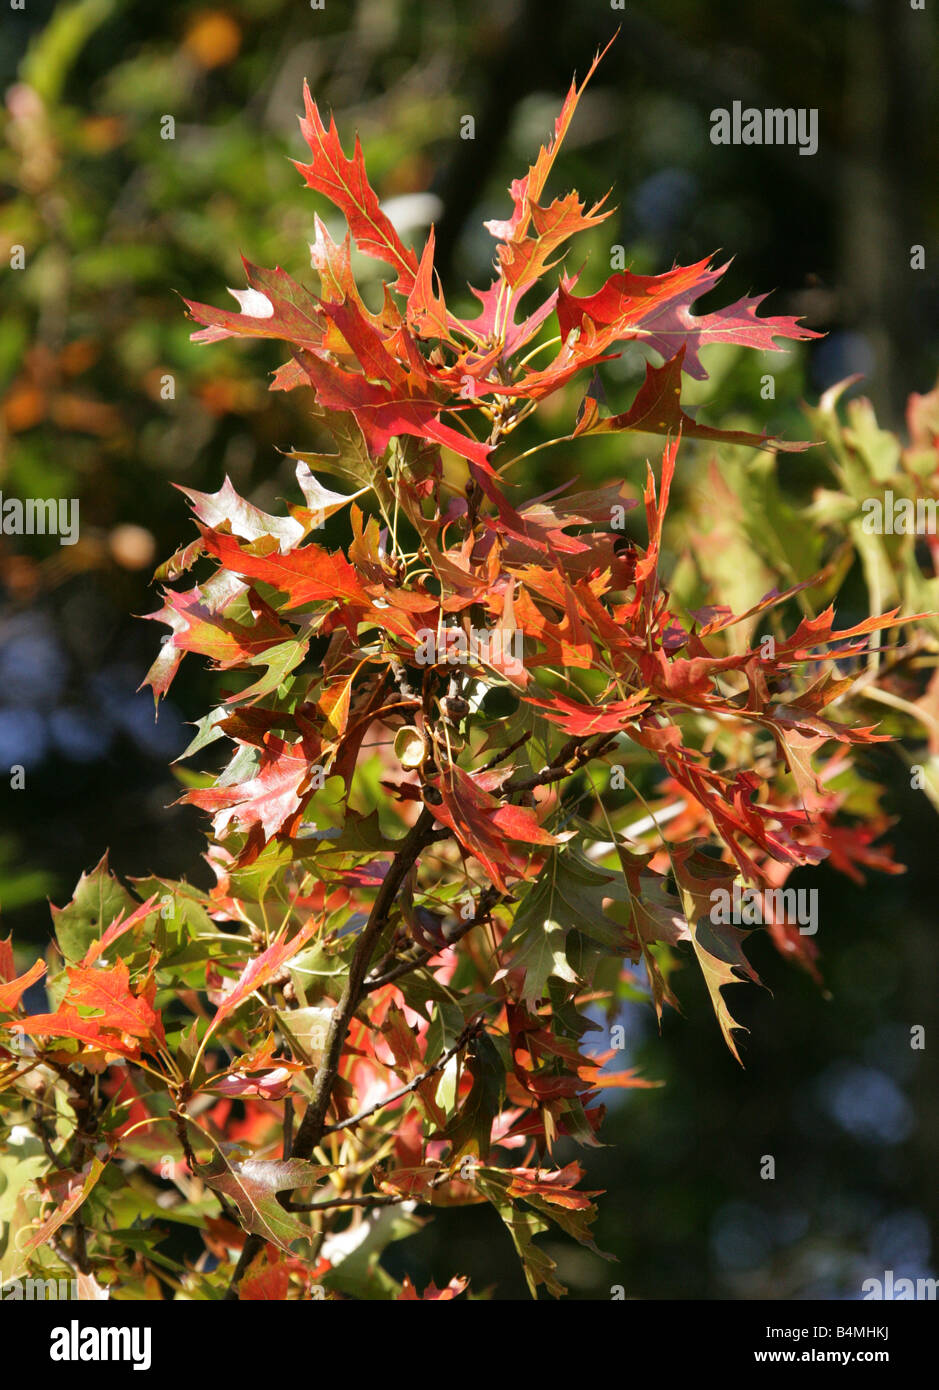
[394,725,427,769]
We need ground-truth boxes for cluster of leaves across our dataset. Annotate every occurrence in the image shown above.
[676,377,939,824]
[1,51,934,1300]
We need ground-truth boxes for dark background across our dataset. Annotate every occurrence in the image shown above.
[1,0,937,1299]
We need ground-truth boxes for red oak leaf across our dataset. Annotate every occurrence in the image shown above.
[574,347,814,451]
[295,84,419,293]
[11,958,166,1060]
[558,256,821,380]
[184,729,324,845]
[82,893,160,966]
[205,916,319,1036]
[185,260,325,348]
[199,527,369,611]
[427,766,557,894]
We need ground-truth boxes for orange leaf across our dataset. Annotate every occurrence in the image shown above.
[24,1157,107,1252]
[0,957,46,1013]
[206,918,320,1037]
[10,959,165,1059]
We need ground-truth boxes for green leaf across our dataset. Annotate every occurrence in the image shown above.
[319,1204,424,1301]
[443,1032,505,1160]
[51,853,140,963]
[291,808,398,860]
[192,1152,325,1255]
[474,1173,564,1299]
[237,635,309,704]
[130,876,214,944]
[289,408,380,493]
[178,707,230,760]
[674,856,761,1065]
[0,1132,47,1234]
[510,916,579,1004]
[503,845,628,1001]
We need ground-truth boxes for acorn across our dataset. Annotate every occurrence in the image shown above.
[440,693,470,725]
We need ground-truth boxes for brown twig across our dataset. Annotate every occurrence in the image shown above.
[283,1097,294,1159]
[225,806,440,1298]
[477,729,532,774]
[504,733,618,794]
[173,1107,239,1225]
[320,1018,482,1137]
[287,1192,407,1213]
[364,886,504,992]
[225,727,613,1295]
[292,807,438,1158]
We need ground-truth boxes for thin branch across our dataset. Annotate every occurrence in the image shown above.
[172,1108,199,1172]
[226,805,442,1298]
[364,886,504,992]
[504,732,619,794]
[321,1019,482,1136]
[293,807,439,1157]
[477,729,532,774]
[287,1192,407,1213]
[389,658,421,704]
[50,1236,83,1280]
[226,726,612,1295]
[173,1107,239,1226]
